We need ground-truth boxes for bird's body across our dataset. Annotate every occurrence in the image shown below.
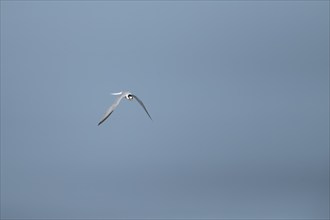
[98,91,152,126]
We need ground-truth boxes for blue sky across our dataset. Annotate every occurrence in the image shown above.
[1,1,329,218]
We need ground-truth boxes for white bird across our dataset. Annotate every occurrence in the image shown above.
[98,91,152,126]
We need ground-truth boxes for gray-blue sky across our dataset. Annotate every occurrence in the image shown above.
[1,1,329,219]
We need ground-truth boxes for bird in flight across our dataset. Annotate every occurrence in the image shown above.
[98,91,152,126]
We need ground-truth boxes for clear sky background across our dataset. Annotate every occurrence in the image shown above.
[1,1,329,219]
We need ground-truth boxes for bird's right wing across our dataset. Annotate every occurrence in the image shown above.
[98,94,125,126]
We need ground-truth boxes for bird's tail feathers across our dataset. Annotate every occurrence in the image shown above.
[111,92,122,95]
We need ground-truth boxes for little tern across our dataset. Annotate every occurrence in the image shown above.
[98,91,152,126]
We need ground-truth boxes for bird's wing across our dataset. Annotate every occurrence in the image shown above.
[98,94,125,126]
[132,94,152,120]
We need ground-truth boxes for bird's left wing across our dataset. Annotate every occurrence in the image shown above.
[132,94,152,120]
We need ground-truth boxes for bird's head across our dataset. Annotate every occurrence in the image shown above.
[125,94,133,101]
